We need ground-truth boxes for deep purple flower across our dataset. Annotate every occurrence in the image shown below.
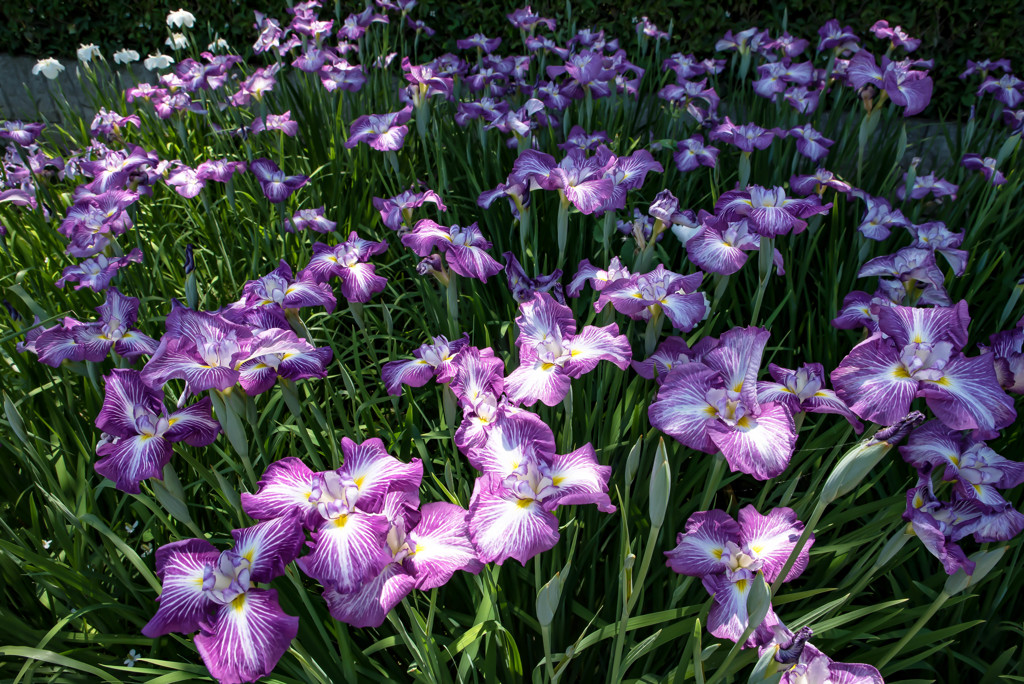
[790,169,852,197]
[401,220,503,282]
[783,85,821,114]
[757,362,862,430]
[319,59,367,92]
[251,111,298,136]
[503,252,563,304]
[505,293,630,407]
[962,153,1007,186]
[961,59,1012,79]
[832,302,1016,433]
[242,260,336,314]
[852,193,910,240]
[650,327,798,480]
[141,516,303,683]
[674,135,719,173]
[457,33,502,54]
[56,249,144,291]
[981,325,1024,394]
[566,257,631,298]
[977,73,1024,108]
[89,109,141,138]
[870,20,921,52]
[0,120,45,146]
[596,265,707,332]
[300,233,388,303]
[381,334,471,395]
[60,288,158,363]
[401,57,454,105]
[558,126,610,152]
[896,171,958,201]
[196,159,247,184]
[373,186,447,231]
[788,124,834,162]
[761,626,883,684]
[716,186,831,238]
[464,410,614,565]
[507,5,555,32]
[94,369,218,492]
[709,118,780,153]
[250,158,309,203]
[665,505,813,646]
[858,247,951,306]
[284,206,336,233]
[345,106,413,152]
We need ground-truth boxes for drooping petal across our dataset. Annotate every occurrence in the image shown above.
[96,369,163,437]
[704,573,780,648]
[406,502,485,589]
[241,457,319,528]
[166,397,220,447]
[95,434,173,494]
[464,407,557,475]
[194,589,299,684]
[468,474,560,565]
[648,363,719,454]
[298,513,392,592]
[737,505,813,583]
[563,323,632,377]
[381,357,435,396]
[230,514,305,584]
[831,338,920,426]
[920,354,1017,432]
[665,510,741,577]
[703,327,770,410]
[544,444,615,512]
[142,539,219,637]
[322,563,417,628]
[708,403,797,481]
[341,437,423,510]
[505,356,572,407]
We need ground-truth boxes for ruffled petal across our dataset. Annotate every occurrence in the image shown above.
[737,505,813,583]
[406,502,485,589]
[665,510,741,577]
[468,475,560,566]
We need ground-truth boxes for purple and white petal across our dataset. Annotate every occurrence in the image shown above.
[737,505,813,583]
[322,564,416,628]
[406,502,485,589]
[665,510,741,577]
[230,514,305,583]
[467,474,561,565]
[142,539,218,637]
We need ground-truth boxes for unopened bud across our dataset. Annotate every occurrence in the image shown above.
[649,438,671,528]
[536,572,563,627]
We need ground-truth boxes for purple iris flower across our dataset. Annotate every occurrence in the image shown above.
[381,334,471,395]
[401,57,454,106]
[401,220,503,282]
[709,118,781,153]
[831,302,1016,433]
[633,337,705,383]
[978,73,1024,108]
[768,32,810,57]
[784,85,821,114]
[28,317,88,367]
[903,463,1024,575]
[858,247,951,306]
[284,206,336,233]
[59,190,138,255]
[658,79,720,122]
[95,369,219,492]
[848,51,934,116]
[319,59,367,92]
[337,6,388,40]
[903,221,968,276]
[0,120,45,146]
[596,265,708,332]
[788,124,834,162]
[251,111,298,136]
[373,186,447,231]
[56,288,158,363]
[241,260,336,314]
[297,439,422,592]
[567,257,631,298]
[650,327,799,480]
[790,169,853,197]
[757,363,862,430]
[663,53,704,81]
[345,106,413,152]
[229,65,281,106]
[464,410,614,565]
[457,33,502,54]
[510,148,615,215]
[323,493,484,627]
[716,186,831,238]
[56,249,144,291]
[982,324,1024,394]
[165,164,207,199]
[961,59,1012,79]
[250,158,309,203]
[962,153,1007,185]
[141,515,303,683]
[715,27,762,53]
[196,159,247,184]
[674,135,719,173]
[126,83,168,103]
[760,625,883,683]
[503,252,564,304]
[753,62,789,98]
[547,51,615,99]
[896,171,958,201]
[141,301,326,395]
[89,109,141,139]
[636,16,669,40]
[455,97,509,126]
[507,5,555,32]
[558,126,610,153]
[407,17,436,36]
[300,233,388,303]
[870,20,921,51]
[505,292,630,407]
[851,192,910,240]
[665,505,813,646]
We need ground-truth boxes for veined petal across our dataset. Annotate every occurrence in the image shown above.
[230,514,304,583]
[166,397,220,447]
[564,178,615,214]
[468,474,560,565]
[95,434,172,494]
[338,263,387,303]
[141,338,239,393]
[737,505,813,583]
[921,354,1017,432]
[322,563,416,628]
[241,457,319,527]
[545,444,615,512]
[463,407,556,474]
[516,293,577,347]
[703,327,769,409]
[802,389,865,431]
[114,329,159,359]
[96,369,163,437]
[298,513,391,592]
[686,226,750,275]
[446,244,504,282]
[194,589,298,684]
[831,338,919,426]
[660,292,708,332]
[341,437,423,510]
[407,502,485,589]
[381,357,435,396]
[665,509,741,577]
[142,539,218,637]
[648,363,719,453]
[704,573,779,647]
[563,323,631,378]
[505,357,572,407]
[876,303,969,350]
[709,403,796,481]
[402,219,453,256]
